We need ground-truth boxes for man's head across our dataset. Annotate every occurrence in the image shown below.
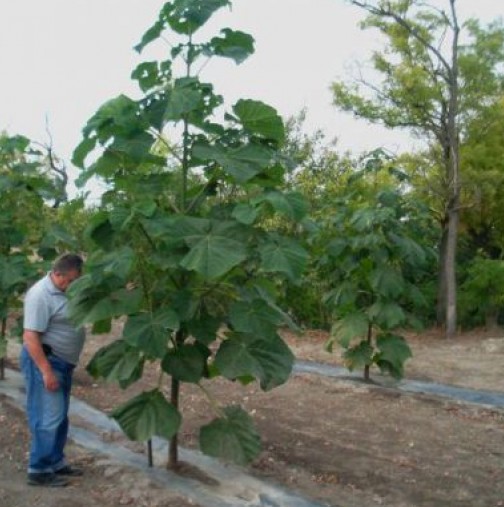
[50,253,84,292]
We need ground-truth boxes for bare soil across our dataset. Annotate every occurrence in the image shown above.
[2,326,504,507]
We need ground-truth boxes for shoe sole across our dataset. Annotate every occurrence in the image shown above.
[27,477,69,487]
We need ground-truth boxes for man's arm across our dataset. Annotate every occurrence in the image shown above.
[23,330,59,391]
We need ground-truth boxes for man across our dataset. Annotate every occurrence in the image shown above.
[20,253,86,487]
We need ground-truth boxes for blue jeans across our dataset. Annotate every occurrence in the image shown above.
[20,347,74,474]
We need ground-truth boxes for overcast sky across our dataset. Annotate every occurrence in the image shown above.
[0,0,502,195]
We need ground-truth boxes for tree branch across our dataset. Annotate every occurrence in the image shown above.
[350,0,453,79]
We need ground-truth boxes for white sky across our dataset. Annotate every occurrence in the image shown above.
[0,0,502,196]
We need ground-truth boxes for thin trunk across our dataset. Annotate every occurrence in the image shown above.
[167,329,185,469]
[445,201,459,338]
[364,323,372,382]
[147,439,153,467]
[180,34,192,213]
[436,219,449,327]
[0,318,6,381]
[167,375,180,469]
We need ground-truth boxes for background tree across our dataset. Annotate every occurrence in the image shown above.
[459,257,504,330]
[69,0,308,469]
[275,111,353,328]
[0,133,71,379]
[317,152,434,380]
[333,0,504,337]
[459,97,504,259]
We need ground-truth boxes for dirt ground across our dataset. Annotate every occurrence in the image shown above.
[2,326,504,507]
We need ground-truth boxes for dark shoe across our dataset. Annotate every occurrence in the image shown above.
[27,472,69,487]
[55,465,83,477]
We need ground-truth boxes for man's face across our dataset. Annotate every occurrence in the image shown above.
[52,269,81,292]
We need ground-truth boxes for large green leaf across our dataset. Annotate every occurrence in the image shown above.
[68,282,143,327]
[343,340,374,371]
[0,257,26,291]
[161,343,208,383]
[139,216,178,239]
[134,16,165,53]
[111,389,181,441]
[375,333,412,379]
[123,309,179,359]
[368,266,405,298]
[81,94,142,140]
[89,288,143,323]
[323,280,357,308]
[131,60,172,92]
[72,137,97,169]
[166,0,230,35]
[180,220,247,278]
[192,141,273,183]
[208,29,254,64]
[327,238,349,259]
[187,314,221,345]
[199,405,261,465]
[254,191,308,221]
[214,333,293,390]
[388,233,427,267]
[349,208,377,232]
[164,79,202,120]
[232,203,258,225]
[253,284,301,333]
[86,339,144,388]
[110,131,158,165]
[89,247,136,282]
[233,99,285,143]
[259,237,308,282]
[329,312,370,349]
[229,299,283,339]
[85,214,115,250]
[368,301,406,329]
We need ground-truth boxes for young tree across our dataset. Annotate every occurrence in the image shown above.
[69,0,308,469]
[332,0,504,337]
[318,152,434,380]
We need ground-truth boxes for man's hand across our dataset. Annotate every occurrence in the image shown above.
[41,367,60,391]
[23,330,60,392]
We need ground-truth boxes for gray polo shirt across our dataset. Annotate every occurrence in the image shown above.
[23,273,86,365]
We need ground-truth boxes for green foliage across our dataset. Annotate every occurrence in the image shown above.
[0,132,74,372]
[199,405,261,465]
[69,0,307,466]
[319,153,434,380]
[334,3,504,137]
[111,390,182,441]
[334,1,504,335]
[460,97,504,258]
[459,257,504,328]
[273,112,355,328]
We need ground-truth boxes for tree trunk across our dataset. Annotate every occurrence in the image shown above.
[364,323,372,382]
[445,201,459,338]
[167,329,185,469]
[167,375,180,469]
[436,220,449,326]
[444,0,460,339]
[0,318,6,381]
